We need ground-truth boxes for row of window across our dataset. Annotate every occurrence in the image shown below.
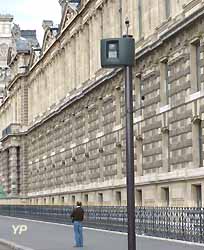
[137,0,171,38]
[137,184,202,208]
[29,184,202,207]
[136,40,202,111]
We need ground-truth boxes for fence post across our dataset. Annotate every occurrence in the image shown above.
[153,207,155,235]
[199,207,202,243]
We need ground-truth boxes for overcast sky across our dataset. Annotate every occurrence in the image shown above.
[1,0,61,45]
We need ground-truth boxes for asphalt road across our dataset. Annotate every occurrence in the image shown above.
[0,215,203,250]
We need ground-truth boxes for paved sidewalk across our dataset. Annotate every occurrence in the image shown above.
[0,215,204,250]
[0,216,127,250]
[0,244,11,250]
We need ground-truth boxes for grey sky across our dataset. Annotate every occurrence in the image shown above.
[1,0,61,45]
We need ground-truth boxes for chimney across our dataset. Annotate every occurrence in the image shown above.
[42,20,53,31]
[59,0,67,14]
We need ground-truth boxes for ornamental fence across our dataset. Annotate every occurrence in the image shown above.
[0,205,203,243]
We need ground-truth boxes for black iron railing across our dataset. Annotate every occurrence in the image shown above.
[0,205,203,243]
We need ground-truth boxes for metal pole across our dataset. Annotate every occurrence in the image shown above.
[125,64,136,250]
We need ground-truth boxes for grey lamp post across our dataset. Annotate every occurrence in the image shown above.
[101,19,136,250]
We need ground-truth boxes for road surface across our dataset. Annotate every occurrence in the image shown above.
[0,215,203,250]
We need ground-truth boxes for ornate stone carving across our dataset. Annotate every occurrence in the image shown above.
[191,115,201,124]
[0,43,8,58]
[11,24,21,40]
[136,135,143,141]
[161,126,169,134]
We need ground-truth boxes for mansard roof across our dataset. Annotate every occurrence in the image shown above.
[16,37,31,53]
[7,24,40,65]
[21,30,39,48]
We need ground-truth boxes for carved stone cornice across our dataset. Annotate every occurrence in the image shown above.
[136,135,143,141]
[135,72,142,78]
[95,0,105,10]
[161,126,169,134]
[191,115,201,124]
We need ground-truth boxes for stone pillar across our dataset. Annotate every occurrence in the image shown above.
[202,184,204,207]
[116,130,122,179]
[192,118,202,168]
[61,47,66,95]
[65,41,71,93]
[135,122,143,176]
[21,79,28,126]
[28,85,32,123]
[89,16,94,78]
[83,23,90,82]
[135,136,143,176]
[135,74,142,117]
[171,183,186,207]
[143,185,157,206]
[47,62,51,107]
[64,195,69,205]
[190,38,200,93]
[9,147,18,196]
[162,130,169,172]
[56,52,61,101]
[20,140,28,196]
[75,193,82,203]
[160,58,169,106]
[115,84,121,125]
[98,97,103,132]
[94,10,102,74]
[76,30,82,88]
[73,35,77,90]
[53,56,58,103]
[103,190,113,206]
[161,112,169,172]
[49,61,54,105]
[84,192,95,206]
[3,149,9,194]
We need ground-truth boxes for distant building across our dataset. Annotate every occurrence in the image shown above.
[0,14,13,67]
[0,0,204,207]
[0,185,6,198]
[0,14,13,99]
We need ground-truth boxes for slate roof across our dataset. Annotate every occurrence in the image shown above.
[21,30,39,48]
[16,37,31,53]
[15,30,39,53]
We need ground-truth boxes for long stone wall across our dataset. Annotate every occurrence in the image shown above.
[1,0,204,206]
[24,12,204,206]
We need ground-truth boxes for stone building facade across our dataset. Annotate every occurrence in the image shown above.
[0,14,13,99]
[0,0,204,207]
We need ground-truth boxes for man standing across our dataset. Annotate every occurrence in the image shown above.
[71,201,84,248]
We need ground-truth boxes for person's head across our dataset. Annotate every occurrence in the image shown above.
[76,201,82,207]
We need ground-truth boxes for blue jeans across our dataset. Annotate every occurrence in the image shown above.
[73,221,83,247]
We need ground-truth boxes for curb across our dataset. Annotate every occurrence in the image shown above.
[0,238,34,250]
[137,235,204,247]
